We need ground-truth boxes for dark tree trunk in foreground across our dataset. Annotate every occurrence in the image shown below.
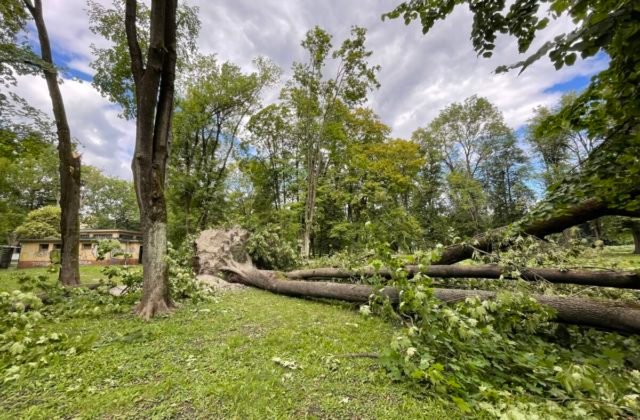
[25,0,81,286]
[125,0,178,319]
[286,265,640,289]
[435,198,640,265]
[223,268,640,334]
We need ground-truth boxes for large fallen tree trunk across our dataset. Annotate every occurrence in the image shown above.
[434,197,640,265]
[286,265,640,289]
[223,267,640,334]
[435,131,640,266]
[195,229,640,334]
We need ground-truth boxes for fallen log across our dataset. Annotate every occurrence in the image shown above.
[434,198,640,265]
[193,228,640,334]
[435,133,640,266]
[223,266,640,334]
[286,265,640,289]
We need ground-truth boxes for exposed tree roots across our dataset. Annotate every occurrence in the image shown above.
[134,296,174,321]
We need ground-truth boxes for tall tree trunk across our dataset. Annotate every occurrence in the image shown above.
[302,157,318,259]
[590,218,603,240]
[126,0,177,319]
[25,0,81,286]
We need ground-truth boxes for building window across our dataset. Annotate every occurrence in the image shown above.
[54,244,62,250]
[82,243,92,250]
[39,244,49,252]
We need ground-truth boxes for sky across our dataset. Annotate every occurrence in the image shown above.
[11,0,608,180]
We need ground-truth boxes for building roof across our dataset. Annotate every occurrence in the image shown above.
[19,229,142,243]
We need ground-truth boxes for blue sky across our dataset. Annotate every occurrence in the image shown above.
[12,0,608,180]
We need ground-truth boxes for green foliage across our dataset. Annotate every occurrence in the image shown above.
[246,224,300,270]
[411,95,532,237]
[385,0,640,217]
[166,237,211,303]
[0,272,133,382]
[0,130,58,243]
[81,166,139,230]
[167,55,280,242]
[87,0,201,119]
[95,239,123,261]
[14,205,60,239]
[101,264,142,292]
[367,247,640,417]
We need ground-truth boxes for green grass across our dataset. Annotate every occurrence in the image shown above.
[571,245,640,270]
[0,265,106,292]
[0,266,452,419]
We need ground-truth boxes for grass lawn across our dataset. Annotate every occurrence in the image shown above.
[0,265,107,292]
[572,245,640,269]
[0,266,453,419]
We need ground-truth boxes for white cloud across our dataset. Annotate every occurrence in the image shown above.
[12,75,135,180]
[9,0,607,179]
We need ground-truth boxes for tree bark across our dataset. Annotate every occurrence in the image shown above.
[286,265,640,289]
[125,0,178,319]
[632,222,640,255]
[25,0,81,286]
[435,197,640,265]
[224,268,640,334]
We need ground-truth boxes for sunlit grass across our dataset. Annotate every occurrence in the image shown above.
[0,266,452,418]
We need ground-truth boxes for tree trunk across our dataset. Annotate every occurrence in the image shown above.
[224,268,640,334]
[125,0,178,319]
[136,219,171,318]
[435,197,640,265]
[26,0,81,286]
[632,222,640,255]
[590,218,603,240]
[286,264,640,289]
[302,168,317,259]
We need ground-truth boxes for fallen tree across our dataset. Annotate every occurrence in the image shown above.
[434,132,640,266]
[286,264,640,289]
[435,198,640,265]
[225,269,640,334]
[195,229,640,334]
